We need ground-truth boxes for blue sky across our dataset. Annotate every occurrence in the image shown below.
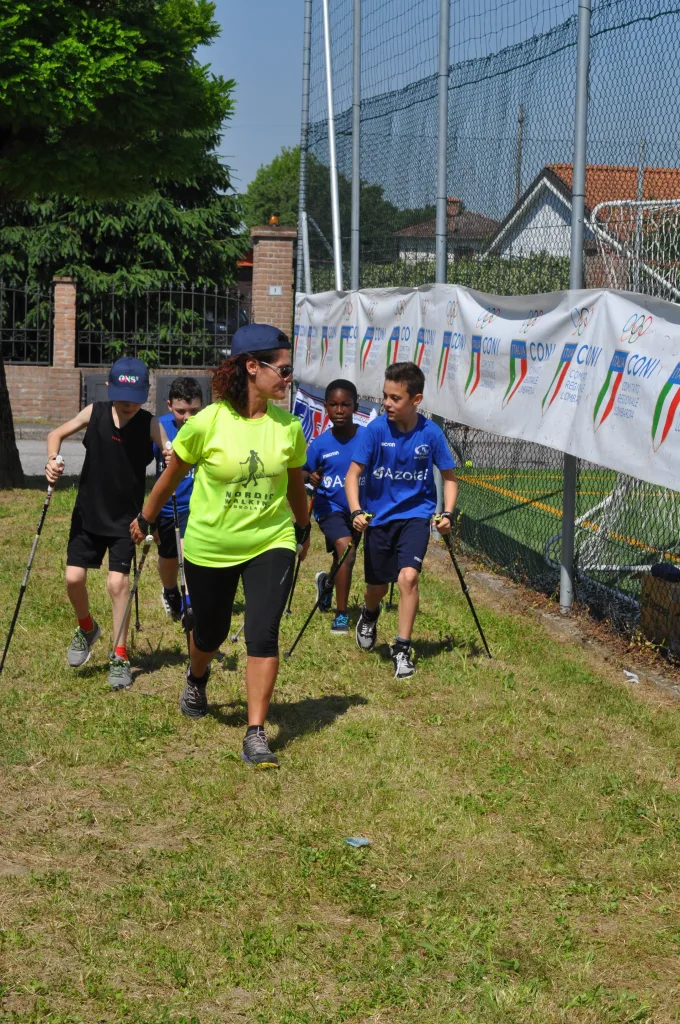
[199,0,304,191]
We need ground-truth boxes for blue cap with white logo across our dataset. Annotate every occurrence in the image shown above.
[108,357,150,403]
[231,323,290,357]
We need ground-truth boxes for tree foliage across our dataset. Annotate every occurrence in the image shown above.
[243,146,435,262]
[0,0,234,198]
[0,175,245,293]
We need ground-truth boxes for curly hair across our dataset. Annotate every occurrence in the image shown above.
[212,347,282,412]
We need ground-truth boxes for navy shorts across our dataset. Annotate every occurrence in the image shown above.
[157,508,189,560]
[364,518,431,585]
[317,510,354,553]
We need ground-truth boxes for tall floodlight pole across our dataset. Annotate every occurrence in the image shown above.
[322,0,344,291]
[435,0,450,284]
[561,0,592,614]
[350,0,361,291]
[297,0,313,296]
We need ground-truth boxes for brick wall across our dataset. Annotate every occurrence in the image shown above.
[250,224,297,336]
[6,365,81,424]
[8,227,296,423]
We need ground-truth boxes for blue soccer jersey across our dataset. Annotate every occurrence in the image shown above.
[304,426,366,520]
[351,413,455,525]
[153,412,196,518]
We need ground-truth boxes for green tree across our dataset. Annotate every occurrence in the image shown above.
[0,176,245,293]
[0,0,235,487]
[0,0,233,199]
[243,146,435,263]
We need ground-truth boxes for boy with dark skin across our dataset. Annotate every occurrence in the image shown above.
[303,380,365,634]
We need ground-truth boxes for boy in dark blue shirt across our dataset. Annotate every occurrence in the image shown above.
[152,376,203,619]
[303,379,365,634]
[345,362,457,678]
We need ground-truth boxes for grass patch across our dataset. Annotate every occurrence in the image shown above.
[0,486,679,1022]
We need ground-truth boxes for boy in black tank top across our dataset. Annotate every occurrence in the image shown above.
[46,358,166,690]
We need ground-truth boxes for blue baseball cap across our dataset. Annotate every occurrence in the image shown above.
[231,323,290,357]
[108,357,150,403]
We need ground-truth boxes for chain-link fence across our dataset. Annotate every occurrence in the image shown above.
[302,0,680,657]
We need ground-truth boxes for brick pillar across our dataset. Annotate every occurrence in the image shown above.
[52,276,76,368]
[250,225,297,338]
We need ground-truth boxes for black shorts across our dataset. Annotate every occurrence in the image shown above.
[184,547,295,658]
[66,507,134,575]
[156,509,189,560]
[364,518,431,586]
[317,510,353,553]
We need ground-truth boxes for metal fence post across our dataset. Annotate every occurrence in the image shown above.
[296,0,313,297]
[432,0,451,517]
[561,0,592,614]
[321,0,344,292]
[435,0,450,285]
[350,0,361,292]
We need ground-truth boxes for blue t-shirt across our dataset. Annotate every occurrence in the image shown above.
[153,412,196,518]
[352,413,455,525]
[304,426,366,520]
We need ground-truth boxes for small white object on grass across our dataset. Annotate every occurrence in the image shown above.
[623,670,640,684]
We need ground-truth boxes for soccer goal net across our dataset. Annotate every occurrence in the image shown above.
[589,198,680,302]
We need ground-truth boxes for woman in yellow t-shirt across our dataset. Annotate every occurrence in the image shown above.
[130,324,311,768]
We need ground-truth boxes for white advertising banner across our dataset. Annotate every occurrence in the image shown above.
[293,285,680,492]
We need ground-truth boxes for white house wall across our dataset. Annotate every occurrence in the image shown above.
[496,186,594,258]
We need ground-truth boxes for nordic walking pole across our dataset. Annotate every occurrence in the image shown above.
[436,518,492,659]
[230,621,244,643]
[111,535,154,657]
[386,581,396,610]
[166,442,192,658]
[285,486,317,615]
[132,550,141,632]
[284,517,371,660]
[0,456,64,675]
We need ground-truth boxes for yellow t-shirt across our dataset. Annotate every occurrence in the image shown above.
[173,400,307,568]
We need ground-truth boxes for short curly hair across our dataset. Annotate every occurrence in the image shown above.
[212,348,282,411]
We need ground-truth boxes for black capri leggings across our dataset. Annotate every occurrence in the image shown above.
[184,547,295,657]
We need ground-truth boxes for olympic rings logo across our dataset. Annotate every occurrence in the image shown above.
[475,307,500,330]
[620,312,653,345]
[519,309,543,334]
[295,300,305,317]
[395,299,406,318]
[420,299,430,318]
[343,298,354,320]
[366,301,377,321]
[446,300,458,326]
[324,301,333,320]
[570,306,593,336]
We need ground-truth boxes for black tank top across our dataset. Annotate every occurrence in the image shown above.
[76,402,153,537]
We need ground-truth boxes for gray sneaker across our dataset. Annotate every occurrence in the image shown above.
[180,665,210,718]
[108,655,133,690]
[390,643,415,679]
[241,728,279,769]
[66,621,101,667]
[355,605,380,652]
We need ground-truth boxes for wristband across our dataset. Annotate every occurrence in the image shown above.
[136,512,158,535]
[294,522,311,548]
[439,511,454,522]
[350,509,365,522]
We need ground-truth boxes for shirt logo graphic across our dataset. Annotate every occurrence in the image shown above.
[238,449,266,486]
[381,441,395,447]
[323,451,340,458]
[414,444,430,457]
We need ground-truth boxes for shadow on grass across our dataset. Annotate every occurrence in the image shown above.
[207,693,368,751]
[376,637,458,664]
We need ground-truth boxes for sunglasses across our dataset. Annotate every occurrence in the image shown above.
[257,359,294,380]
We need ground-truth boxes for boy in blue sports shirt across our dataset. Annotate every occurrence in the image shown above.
[303,379,365,634]
[152,376,203,620]
[345,361,457,679]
